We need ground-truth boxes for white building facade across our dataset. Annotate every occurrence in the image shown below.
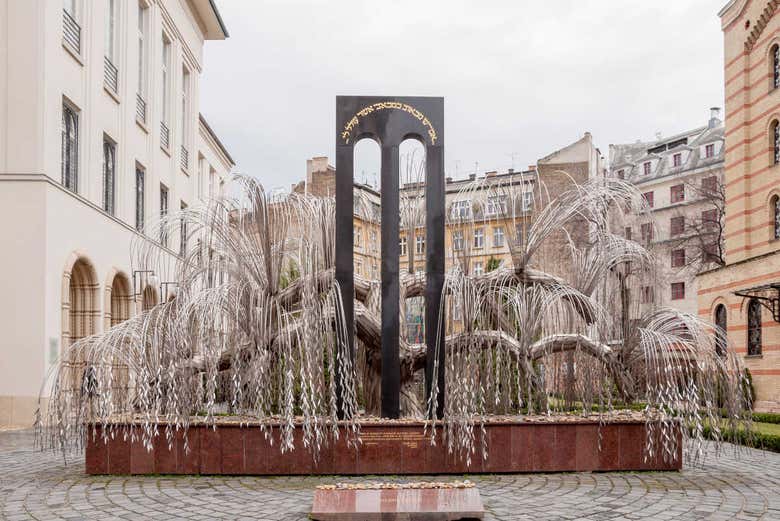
[609,109,725,316]
[0,0,234,427]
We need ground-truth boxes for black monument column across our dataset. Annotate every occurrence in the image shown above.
[335,96,444,420]
[334,143,354,419]
[425,142,445,419]
[380,143,401,419]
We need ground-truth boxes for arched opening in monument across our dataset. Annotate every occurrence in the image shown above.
[352,137,382,414]
[352,137,381,282]
[399,138,426,344]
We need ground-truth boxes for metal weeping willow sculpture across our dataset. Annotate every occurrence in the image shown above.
[34,96,750,468]
[36,165,751,466]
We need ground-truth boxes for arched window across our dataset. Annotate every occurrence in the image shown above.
[61,102,79,192]
[109,273,131,327]
[714,304,727,356]
[747,298,762,356]
[142,285,158,311]
[772,195,780,240]
[772,44,780,89]
[772,120,780,165]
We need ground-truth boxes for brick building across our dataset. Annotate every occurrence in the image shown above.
[698,0,780,411]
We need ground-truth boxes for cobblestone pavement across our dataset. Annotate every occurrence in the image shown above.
[1,430,780,520]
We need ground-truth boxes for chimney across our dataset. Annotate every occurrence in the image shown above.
[445,176,453,183]
[486,171,497,178]
[709,107,722,129]
[468,173,476,181]
[655,132,662,141]
[528,165,537,172]
[508,168,514,174]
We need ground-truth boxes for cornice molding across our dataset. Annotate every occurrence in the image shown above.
[746,0,780,51]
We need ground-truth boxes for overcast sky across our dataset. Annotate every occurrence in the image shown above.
[200,0,725,191]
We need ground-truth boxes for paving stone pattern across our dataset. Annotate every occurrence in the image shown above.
[1,430,779,520]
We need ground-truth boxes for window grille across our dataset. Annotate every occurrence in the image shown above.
[747,298,762,356]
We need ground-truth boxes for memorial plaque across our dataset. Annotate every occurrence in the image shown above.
[311,487,484,521]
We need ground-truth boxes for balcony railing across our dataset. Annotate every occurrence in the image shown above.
[180,146,189,171]
[62,10,81,54]
[136,94,146,124]
[160,122,170,150]
[104,56,118,93]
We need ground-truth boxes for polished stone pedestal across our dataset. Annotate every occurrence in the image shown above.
[85,418,682,475]
[310,487,484,521]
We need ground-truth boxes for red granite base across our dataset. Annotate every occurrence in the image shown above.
[85,420,682,475]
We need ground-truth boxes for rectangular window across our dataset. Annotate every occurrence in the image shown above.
[493,226,505,247]
[617,169,625,180]
[450,200,471,219]
[137,2,147,95]
[416,235,425,254]
[61,101,79,192]
[105,0,117,61]
[522,191,533,212]
[355,259,362,276]
[160,184,169,246]
[102,137,116,215]
[704,243,720,264]
[161,34,171,127]
[354,225,363,248]
[705,144,714,158]
[670,216,685,236]
[625,226,632,240]
[671,249,685,268]
[671,282,685,300]
[641,286,654,304]
[515,223,524,246]
[702,209,719,229]
[701,176,718,192]
[180,66,190,170]
[670,184,685,203]
[64,0,76,17]
[643,161,651,175]
[486,196,507,216]
[672,153,682,167]
[369,230,378,253]
[641,222,653,243]
[473,261,484,276]
[179,201,188,255]
[473,227,484,248]
[135,166,145,231]
[452,230,464,251]
[643,191,654,208]
[63,0,81,53]
[399,236,408,256]
[104,0,118,92]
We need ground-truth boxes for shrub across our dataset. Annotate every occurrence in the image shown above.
[701,425,780,453]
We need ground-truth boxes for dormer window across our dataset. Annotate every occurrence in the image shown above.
[673,153,682,167]
[705,144,714,158]
[617,169,625,180]
[643,161,651,175]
